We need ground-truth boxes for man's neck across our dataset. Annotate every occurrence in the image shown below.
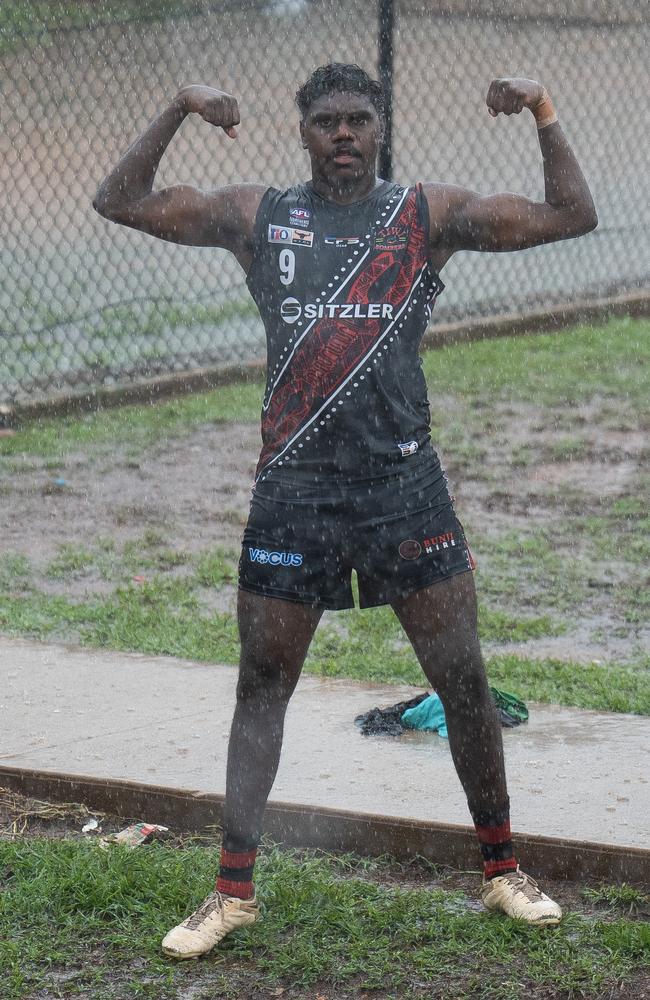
[310,173,381,205]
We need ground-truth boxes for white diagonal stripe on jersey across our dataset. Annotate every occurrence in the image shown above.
[261,187,409,413]
[262,245,371,412]
[381,186,409,229]
[256,262,434,481]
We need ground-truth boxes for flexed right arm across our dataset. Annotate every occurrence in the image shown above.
[93,86,265,265]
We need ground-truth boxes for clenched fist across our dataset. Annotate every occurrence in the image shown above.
[176,85,240,138]
[486,78,547,118]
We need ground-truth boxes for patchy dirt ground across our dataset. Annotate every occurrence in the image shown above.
[2,393,648,666]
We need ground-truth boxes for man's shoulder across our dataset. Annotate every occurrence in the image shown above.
[255,183,314,221]
[266,182,311,201]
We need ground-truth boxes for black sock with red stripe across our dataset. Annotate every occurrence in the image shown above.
[215,837,257,900]
[471,798,518,880]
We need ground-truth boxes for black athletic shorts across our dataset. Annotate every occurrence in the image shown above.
[238,444,474,610]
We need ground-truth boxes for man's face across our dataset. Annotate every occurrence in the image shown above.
[300,91,382,186]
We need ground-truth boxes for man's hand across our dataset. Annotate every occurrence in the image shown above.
[486,78,547,118]
[177,85,241,138]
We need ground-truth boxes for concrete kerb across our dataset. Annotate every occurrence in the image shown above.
[1,765,648,886]
[3,290,649,427]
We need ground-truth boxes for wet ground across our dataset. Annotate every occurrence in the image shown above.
[2,635,649,851]
[3,391,648,666]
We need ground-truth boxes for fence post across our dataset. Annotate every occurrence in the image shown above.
[378,0,394,181]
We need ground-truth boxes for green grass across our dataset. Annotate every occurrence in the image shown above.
[472,518,649,611]
[581,883,650,917]
[83,299,259,344]
[485,655,650,715]
[423,316,650,409]
[195,546,239,587]
[0,1,204,52]
[0,582,240,662]
[3,315,648,465]
[0,839,648,1000]
[45,543,95,579]
[0,553,31,591]
[0,382,264,462]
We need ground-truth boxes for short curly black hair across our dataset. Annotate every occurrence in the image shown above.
[295,63,385,123]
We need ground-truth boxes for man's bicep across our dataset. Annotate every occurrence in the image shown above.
[448,190,566,252]
[105,183,264,249]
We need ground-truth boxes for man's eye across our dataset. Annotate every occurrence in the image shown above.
[319,118,332,128]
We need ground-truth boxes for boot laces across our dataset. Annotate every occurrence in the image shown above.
[185,891,224,930]
[504,869,544,903]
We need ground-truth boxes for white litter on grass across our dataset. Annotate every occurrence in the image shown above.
[81,818,100,833]
[99,822,169,849]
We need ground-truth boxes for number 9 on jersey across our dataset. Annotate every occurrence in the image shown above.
[279,249,295,286]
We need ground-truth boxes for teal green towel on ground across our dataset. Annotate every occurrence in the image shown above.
[400,687,529,738]
[401,691,448,737]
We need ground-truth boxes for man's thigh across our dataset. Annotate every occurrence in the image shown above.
[237,589,323,698]
[390,572,484,687]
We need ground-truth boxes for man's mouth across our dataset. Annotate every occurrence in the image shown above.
[332,148,360,165]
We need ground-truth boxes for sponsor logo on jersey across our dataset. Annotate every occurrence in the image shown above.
[324,236,361,247]
[280,297,302,324]
[268,225,313,246]
[280,297,394,324]
[291,229,314,246]
[248,547,303,566]
[374,225,408,251]
[398,440,419,457]
[268,225,292,244]
[289,207,311,228]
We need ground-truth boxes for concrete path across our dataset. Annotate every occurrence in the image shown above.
[1,636,648,849]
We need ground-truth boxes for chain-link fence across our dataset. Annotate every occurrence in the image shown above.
[2,0,648,406]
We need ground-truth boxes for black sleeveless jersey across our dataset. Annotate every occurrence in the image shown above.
[246,180,444,484]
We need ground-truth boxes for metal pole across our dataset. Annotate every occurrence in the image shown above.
[378,0,394,181]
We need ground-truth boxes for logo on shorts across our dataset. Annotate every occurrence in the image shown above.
[398,539,422,561]
[398,440,419,457]
[423,531,456,554]
[248,547,303,567]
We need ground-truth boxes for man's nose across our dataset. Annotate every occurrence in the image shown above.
[332,119,354,140]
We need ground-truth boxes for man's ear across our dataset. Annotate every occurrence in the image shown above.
[299,120,307,149]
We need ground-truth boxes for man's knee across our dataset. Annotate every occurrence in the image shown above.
[236,653,295,707]
[437,653,493,717]
[236,592,320,707]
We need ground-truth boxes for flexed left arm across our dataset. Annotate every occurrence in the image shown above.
[427,77,598,253]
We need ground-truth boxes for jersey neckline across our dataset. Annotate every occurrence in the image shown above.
[303,178,394,208]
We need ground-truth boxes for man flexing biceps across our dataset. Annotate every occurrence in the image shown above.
[94,65,596,959]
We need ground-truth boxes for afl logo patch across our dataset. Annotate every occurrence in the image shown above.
[398,539,422,561]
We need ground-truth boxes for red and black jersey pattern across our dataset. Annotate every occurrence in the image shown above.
[246,182,444,481]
